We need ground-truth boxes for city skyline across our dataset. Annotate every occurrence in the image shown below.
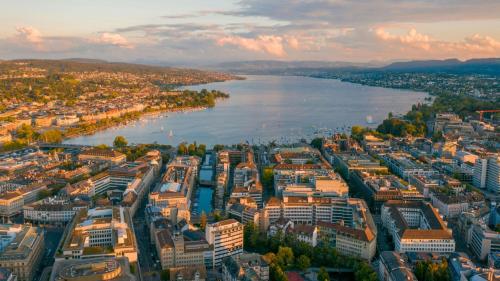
[1,0,499,64]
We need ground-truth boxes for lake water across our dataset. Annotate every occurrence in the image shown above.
[65,75,428,146]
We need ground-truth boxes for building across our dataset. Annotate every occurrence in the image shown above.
[57,207,137,262]
[382,153,437,180]
[469,223,500,261]
[154,228,211,270]
[317,220,376,261]
[381,200,455,253]
[264,196,376,228]
[332,152,388,180]
[205,219,244,267]
[149,156,199,223]
[78,148,126,165]
[351,171,407,213]
[429,190,484,218]
[23,196,89,225]
[169,266,207,281]
[0,184,48,220]
[0,224,44,281]
[474,156,500,193]
[49,257,136,281]
[221,253,269,281]
[378,251,417,281]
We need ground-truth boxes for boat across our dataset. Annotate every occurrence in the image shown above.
[366,115,374,124]
[168,130,173,137]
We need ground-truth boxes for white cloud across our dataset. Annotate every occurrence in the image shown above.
[93,33,134,49]
[217,35,287,57]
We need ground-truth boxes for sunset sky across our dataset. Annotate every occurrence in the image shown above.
[1,0,499,64]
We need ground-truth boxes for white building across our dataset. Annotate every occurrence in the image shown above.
[205,219,243,267]
[474,156,500,193]
[381,200,455,253]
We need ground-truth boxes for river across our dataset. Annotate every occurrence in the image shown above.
[65,75,428,146]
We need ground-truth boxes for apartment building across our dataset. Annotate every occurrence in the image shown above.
[0,224,45,281]
[378,251,417,281]
[0,184,48,220]
[221,253,269,281]
[154,228,211,270]
[381,200,455,253]
[205,219,244,267]
[149,156,199,223]
[332,152,388,180]
[317,220,377,261]
[78,148,126,165]
[469,223,500,260]
[382,153,437,180]
[58,207,137,262]
[23,196,89,225]
[472,155,500,193]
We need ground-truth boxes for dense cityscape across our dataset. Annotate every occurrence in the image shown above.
[0,1,499,281]
[0,56,497,281]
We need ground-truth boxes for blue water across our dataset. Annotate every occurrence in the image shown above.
[65,75,428,146]
[196,187,213,215]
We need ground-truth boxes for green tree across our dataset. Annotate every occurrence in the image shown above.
[160,269,170,281]
[178,143,188,155]
[296,255,311,270]
[207,92,215,107]
[16,124,38,143]
[310,138,323,150]
[96,144,109,149]
[318,267,330,281]
[276,246,294,269]
[113,135,128,148]
[270,263,287,281]
[40,129,63,143]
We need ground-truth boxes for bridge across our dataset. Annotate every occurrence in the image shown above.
[37,143,91,150]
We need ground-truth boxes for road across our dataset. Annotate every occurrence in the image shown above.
[133,167,165,281]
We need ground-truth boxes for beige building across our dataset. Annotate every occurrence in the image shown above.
[0,224,45,281]
[154,229,211,270]
[78,148,127,165]
[57,207,137,262]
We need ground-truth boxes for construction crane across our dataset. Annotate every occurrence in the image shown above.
[477,109,500,121]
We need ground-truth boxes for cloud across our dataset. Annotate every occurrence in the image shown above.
[230,0,500,25]
[217,35,287,57]
[375,27,432,50]
[93,33,134,49]
[16,26,43,45]
[374,27,500,59]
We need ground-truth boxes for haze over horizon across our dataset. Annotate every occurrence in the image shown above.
[1,0,499,64]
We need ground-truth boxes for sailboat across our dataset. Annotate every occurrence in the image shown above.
[168,130,173,138]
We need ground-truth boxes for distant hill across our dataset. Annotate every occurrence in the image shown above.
[0,58,238,79]
[210,60,383,74]
[382,58,500,75]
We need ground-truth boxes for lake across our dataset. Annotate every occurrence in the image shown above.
[65,75,428,146]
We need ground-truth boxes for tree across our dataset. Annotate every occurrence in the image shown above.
[207,92,215,107]
[310,138,323,150]
[16,124,38,143]
[178,143,188,155]
[270,264,287,281]
[276,246,294,269]
[317,267,330,281]
[200,211,207,230]
[160,269,170,281]
[96,144,109,149]
[113,136,128,148]
[296,255,311,270]
[188,143,197,156]
[40,129,63,143]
